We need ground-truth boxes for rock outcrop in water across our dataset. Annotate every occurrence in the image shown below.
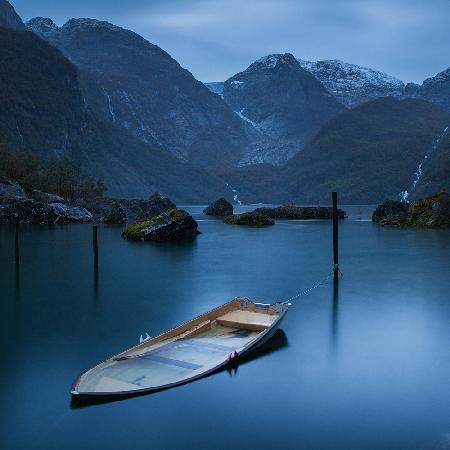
[203,198,233,216]
[81,192,175,224]
[0,177,177,225]
[372,192,450,228]
[225,212,274,226]
[254,205,347,219]
[121,208,200,241]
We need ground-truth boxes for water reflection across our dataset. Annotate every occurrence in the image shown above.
[330,279,340,354]
[15,264,21,304]
[70,329,288,409]
[93,269,99,302]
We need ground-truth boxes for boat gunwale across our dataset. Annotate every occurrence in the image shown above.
[71,298,290,397]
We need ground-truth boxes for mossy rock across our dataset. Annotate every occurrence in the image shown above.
[121,208,200,241]
[224,211,274,226]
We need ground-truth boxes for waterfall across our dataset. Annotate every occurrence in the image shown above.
[225,182,243,205]
[399,126,448,201]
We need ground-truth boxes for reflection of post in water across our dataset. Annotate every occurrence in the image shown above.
[331,278,339,350]
[15,263,21,304]
[93,269,99,302]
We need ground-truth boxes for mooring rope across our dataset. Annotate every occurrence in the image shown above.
[285,264,342,303]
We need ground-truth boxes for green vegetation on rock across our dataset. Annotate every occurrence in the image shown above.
[373,192,450,228]
[225,212,274,226]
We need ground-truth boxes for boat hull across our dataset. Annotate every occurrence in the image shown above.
[71,298,290,397]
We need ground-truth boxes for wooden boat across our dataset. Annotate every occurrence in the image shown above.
[71,297,290,397]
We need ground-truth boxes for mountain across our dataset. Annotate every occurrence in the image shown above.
[412,126,450,198]
[0,0,24,30]
[298,58,405,108]
[222,54,345,164]
[27,17,254,170]
[205,82,224,97]
[0,24,230,202]
[224,98,450,204]
[404,68,450,112]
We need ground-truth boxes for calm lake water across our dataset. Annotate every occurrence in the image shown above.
[1,205,449,450]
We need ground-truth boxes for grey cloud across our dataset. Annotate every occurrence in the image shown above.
[12,0,450,83]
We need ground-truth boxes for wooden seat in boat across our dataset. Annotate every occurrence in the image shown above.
[216,310,276,331]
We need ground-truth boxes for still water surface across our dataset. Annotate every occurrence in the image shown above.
[0,205,449,450]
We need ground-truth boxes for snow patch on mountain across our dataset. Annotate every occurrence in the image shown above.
[298,58,405,107]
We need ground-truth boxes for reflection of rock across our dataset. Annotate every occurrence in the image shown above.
[203,197,233,216]
[372,200,409,226]
[372,192,450,228]
[122,209,200,241]
[0,176,26,199]
[255,204,347,219]
[225,211,274,226]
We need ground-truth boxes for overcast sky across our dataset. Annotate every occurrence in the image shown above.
[12,0,450,83]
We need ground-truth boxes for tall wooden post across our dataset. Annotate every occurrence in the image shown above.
[15,217,20,267]
[332,192,339,282]
[93,225,98,271]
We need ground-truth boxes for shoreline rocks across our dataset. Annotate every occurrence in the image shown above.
[225,212,274,226]
[254,204,347,220]
[121,208,200,241]
[203,197,233,216]
[372,192,450,228]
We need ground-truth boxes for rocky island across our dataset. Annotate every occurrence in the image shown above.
[254,204,347,220]
[372,192,450,228]
[225,211,275,226]
[121,209,200,241]
[203,198,233,216]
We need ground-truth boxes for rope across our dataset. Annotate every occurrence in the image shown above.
[285,265,342,303]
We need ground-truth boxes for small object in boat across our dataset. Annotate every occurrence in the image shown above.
[227,350,238,362]
[71,298,290,397]
[139,332,151,343]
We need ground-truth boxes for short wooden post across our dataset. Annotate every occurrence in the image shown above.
[14,217,20,267]
[332,192,339,282]
[93,225,98,271]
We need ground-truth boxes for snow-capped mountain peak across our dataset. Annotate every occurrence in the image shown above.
[250,53,299,71]
[26,17,58,34]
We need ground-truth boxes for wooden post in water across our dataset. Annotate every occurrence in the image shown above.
[15,217,20,267]
[332,192,339,282]
[93,225,98,272]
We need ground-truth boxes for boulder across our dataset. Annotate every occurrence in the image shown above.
[224,211,274,226]
[120,192,176,222]
[372,200,409,226]
[254,204,347,220]
[83,197,127,224]
[203,198,233,216]
[48,203,92,223]
[0,176,26,199]
[31,190,66,204]
[0,197,92,224]
[121,208,200,241]
[409,192,450,228]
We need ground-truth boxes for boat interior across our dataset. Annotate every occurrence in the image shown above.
[73,298,289,395]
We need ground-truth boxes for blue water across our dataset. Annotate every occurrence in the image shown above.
[1,205,449,450]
